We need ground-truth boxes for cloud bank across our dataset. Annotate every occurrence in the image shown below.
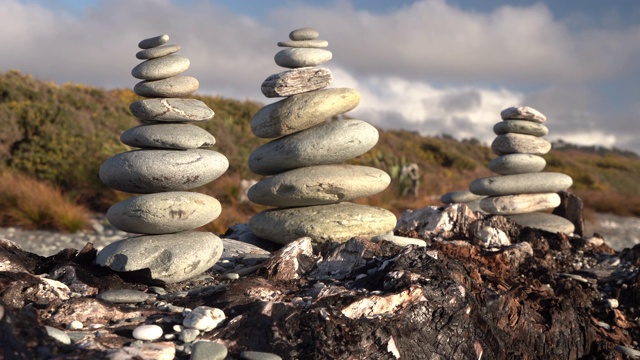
[1,0,639,153]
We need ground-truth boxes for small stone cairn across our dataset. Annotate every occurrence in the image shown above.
[247,27,397,244]
[96,34,229,284]
[468,106,575,234]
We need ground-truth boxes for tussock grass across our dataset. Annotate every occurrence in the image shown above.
[0,171,89,232]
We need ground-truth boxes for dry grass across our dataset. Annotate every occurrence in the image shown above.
[0,171,90,232]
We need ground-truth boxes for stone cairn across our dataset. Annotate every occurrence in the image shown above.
[96,34,229,284]
[468,106,575,234]
[247,27,397,244]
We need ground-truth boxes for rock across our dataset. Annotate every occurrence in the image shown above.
[96,232,223,284]
[371,233,427,247]
[277,39,328,48]
[107,342,175,360]
[183,306,225,331]
[190,341,228,360]
[250,88,360,138]
[507,212,575,234]
[121,124,216,150]
[247,165,390,206]
[491,133,551,155]
[289,27,319,40]
[440,190,484,204]
[129,99,214,122]
[493,120,549,137]
[96,289,150,303]
[469,172,573,196]
[138,34,170,49]
[106,192,221,234]
[220,238,273,259]
[274,48,332,68]
[261,67,333,98]
[474,226,511,248]
[488,154,547,175]
[240,351,282,360]
[44,325,71,345]
[131,54,190,80]
[99,149,229,193]
[179,328,200,343]
[500,106,547,123]
[249,119,378,175]
[480,193,561,215]
[136,44,181,60]
[134,76,199,97]
[133,324,164,341]
[249,202,397,244]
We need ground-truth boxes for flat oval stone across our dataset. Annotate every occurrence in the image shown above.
[240,351,282,360]
[290,27,319,40]
[508,212,575,234]
[132,324,163,341]
[500,106,546,123]
[97,289,150,303]
[277,39,328,48]
[107,192,221,234]
[248,165,390,206]
[138,34,169,49]
[129,98,214,122]
[45,326,71,345]
[131,54,190,80]
[251,88,360,138]
[121,124,215,149]
[96,231,223,284]
[191,341,228,360]
[136,44,181,60]
[249,203,397,244]
[275,48,332,68]
[469,172,572,196]
[99,149,228,193]
[488,154,546,175]
[249,119,378,175]
[440,190,484,204]
[261,67,333,98]
[491,133,551,155]
[134,76,199,97]
[493,120,548,137]
[480,193,561,215]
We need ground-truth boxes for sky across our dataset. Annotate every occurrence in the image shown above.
[2,0,640,154]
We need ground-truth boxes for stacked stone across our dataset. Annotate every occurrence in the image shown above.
[96,34,229,284]
[247,27,396,245]
[469,106,575,234]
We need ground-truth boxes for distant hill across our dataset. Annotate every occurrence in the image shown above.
[1,70,639,232]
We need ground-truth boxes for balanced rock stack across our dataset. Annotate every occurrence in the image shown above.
[247,27,396,244]
[469,106,575,234]
[96,34,229,284]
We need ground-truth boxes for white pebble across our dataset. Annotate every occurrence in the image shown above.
[606,298,619,309]
[132,324,163,341]
[183,306,225,332]
[88,324,104,330]
[67,320,83,330]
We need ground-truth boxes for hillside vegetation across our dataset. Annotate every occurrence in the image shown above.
[1,70,639,233]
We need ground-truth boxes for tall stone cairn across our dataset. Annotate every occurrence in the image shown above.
[247,27,397,244]
[469,106,575,234]
[96,34,229,284]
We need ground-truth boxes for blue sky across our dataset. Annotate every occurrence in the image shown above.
[2,0,640,154]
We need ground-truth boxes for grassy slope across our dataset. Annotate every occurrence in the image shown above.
[1,70,639,233]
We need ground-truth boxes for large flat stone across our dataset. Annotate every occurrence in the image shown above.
[491,133,551,155]
[248,165,390,206]
[488,154,546,175]
[99,149,228,193]
[493,120,549,137]
[106,192,221,234]
[251,88,360,138]
[129,99,214,122]
[131,55,190,80]
[96,231,223,284]
[249,119,378,175]
[469,172,572,196]
[508,212,575,234]
[261,67,332,98]
[480,193,561,215]
[133,76,199,98]
[121,124,215,149]
[274,48,332,68]
[248,202,397,244]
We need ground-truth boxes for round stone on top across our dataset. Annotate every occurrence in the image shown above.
[290,27,319,40]
[500,106,547,123]
[138,34,170,49]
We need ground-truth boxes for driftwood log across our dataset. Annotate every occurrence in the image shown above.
[1,205,639,359]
